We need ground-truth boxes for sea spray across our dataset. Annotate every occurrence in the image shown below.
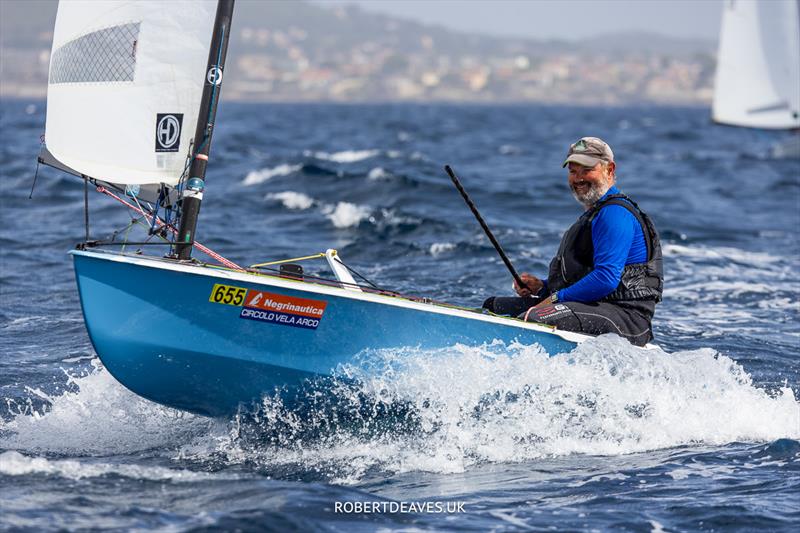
[186,337,800,482]
[2,339,797,482]
[0,360,212,455]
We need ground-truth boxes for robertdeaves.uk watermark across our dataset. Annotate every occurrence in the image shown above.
[334,500,466,514]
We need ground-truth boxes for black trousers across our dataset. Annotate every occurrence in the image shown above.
[482,296,653,347]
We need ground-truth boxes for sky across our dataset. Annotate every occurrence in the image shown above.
[314,0,725,41]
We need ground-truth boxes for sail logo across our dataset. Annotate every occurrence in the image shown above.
[207,67,223,86]
[155,113,183,152]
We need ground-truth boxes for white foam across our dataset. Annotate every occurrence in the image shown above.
[376,208,420,228]
[568,472,629,487]
[2,316,81,331]
[367,167,390,180]
[4,337,796,485]
[0,361,212,456]
[0,450,236,482]
[266,191,314,210]
[61,355,95,363]
[242,163,302,186]
[666,281,778,301]
[176,337,799,483]
[499,144,521,155]
[306,149,379,163]
[430,242,456,256]
[663,244,782,268]
[666,463,737,481]
[323,202,371,228]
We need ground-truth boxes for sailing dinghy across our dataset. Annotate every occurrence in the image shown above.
[41,0,587,417]
[712,0,800,157]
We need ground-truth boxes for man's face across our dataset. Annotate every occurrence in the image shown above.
[567,161,615,207]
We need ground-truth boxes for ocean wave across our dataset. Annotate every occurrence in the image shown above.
[367,167,391,180]
[305,149,379,163]
[190,337,798,483]
[499,144,521,155]
[429,242,456,256]
[242,163,302,186]
[263,195,421,232]
[661,243,799,325]
[1,315,84,332]
[265,191,315,210]
[662,244,784,268]
[0,450,236,482]
[0,361,212,456]
[322,202,372,228]
[2,337,796,484]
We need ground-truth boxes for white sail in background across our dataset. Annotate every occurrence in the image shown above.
[45,0,217,186]
[712,0,800,129]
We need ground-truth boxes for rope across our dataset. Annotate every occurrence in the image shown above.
[250,253,325,268]
[332,256,382,290]
[96,186,243,270]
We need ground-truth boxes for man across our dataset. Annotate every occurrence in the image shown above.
[482,137,663,346]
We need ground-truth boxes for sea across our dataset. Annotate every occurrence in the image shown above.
[1,100,798,532]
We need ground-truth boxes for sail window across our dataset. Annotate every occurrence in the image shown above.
[49,22,140,84]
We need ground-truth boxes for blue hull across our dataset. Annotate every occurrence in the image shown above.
[72,250,580,416]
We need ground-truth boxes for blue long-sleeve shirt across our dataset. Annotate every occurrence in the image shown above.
[555,186,647,303]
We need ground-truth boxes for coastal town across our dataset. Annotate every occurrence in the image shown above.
[1,2,716,104]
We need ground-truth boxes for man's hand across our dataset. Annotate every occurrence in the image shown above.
[514,273,543,297]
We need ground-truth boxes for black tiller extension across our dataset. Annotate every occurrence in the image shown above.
[444,165,529,291]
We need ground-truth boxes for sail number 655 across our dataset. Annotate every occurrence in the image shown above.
[209,284,247,306]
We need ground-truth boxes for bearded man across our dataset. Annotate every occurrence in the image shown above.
[482,137,663,346]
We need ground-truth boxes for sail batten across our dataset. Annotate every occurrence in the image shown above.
[712,0,800,130]
[45,1,217,186]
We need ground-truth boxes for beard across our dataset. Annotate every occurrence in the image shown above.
[571,180,611,207]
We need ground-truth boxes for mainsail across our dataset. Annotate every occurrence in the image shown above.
[712,0,800,129]
[44,0,217,186]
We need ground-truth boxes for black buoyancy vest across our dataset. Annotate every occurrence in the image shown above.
[547,193,664,305]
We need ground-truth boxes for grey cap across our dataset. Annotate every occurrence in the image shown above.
[562,137,614,168]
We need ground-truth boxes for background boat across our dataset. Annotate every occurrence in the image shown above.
[712,0,800,157]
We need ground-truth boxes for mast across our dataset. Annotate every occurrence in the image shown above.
[176,0,235,260]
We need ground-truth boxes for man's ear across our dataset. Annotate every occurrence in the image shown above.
[607,161,616,178]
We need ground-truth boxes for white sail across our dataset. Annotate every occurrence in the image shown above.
[712,0,800,129]
[45,0,217,186]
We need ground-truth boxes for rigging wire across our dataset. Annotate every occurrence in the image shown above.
[83,175,90,242]
[95,185,243,270]
[29,159,41,199]
[332,256,382,290]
